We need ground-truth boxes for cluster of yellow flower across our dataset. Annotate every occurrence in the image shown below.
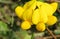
[15,0,58,31]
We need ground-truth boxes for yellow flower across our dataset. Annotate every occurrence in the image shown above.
[22,9,33,23]
[15,0,58,31]
[36,23,46,31]
[39,3,54,16]
[46,16,57,26]
[23,0,36,10]
[22,0,37,23]
[37,2,58,16]
[50,2,58,14]
[21,21,31,30]
[15,6,24,19]
[36,1,44,8]
[39,8,48,23]
[32,9,40,24]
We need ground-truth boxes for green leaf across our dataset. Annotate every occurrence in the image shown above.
[19,30,31,39]
[19,29,28,37]
[0,21,8,31]
[24,35,31,39]
[54,30,60,35]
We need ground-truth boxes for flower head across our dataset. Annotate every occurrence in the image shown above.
[15,0,58,31]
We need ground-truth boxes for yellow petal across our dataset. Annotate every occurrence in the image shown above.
[39,8,48,23]
[50,2,58,14]
[22,9,33,22]
[21,21,31,30]
[39,3,54,16]
[36,1,44,8]
[23,1,36,10]
[46,15,57,26]
[15,6,24,19]
[30,1,36,10]
[36,23,46,31]
[32,9,40,24]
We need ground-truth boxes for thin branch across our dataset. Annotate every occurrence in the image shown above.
[46,28,57,39]
[44,35,60,39]
[35,35,60,39]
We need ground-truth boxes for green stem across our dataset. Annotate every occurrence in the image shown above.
[31,31,34,39]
